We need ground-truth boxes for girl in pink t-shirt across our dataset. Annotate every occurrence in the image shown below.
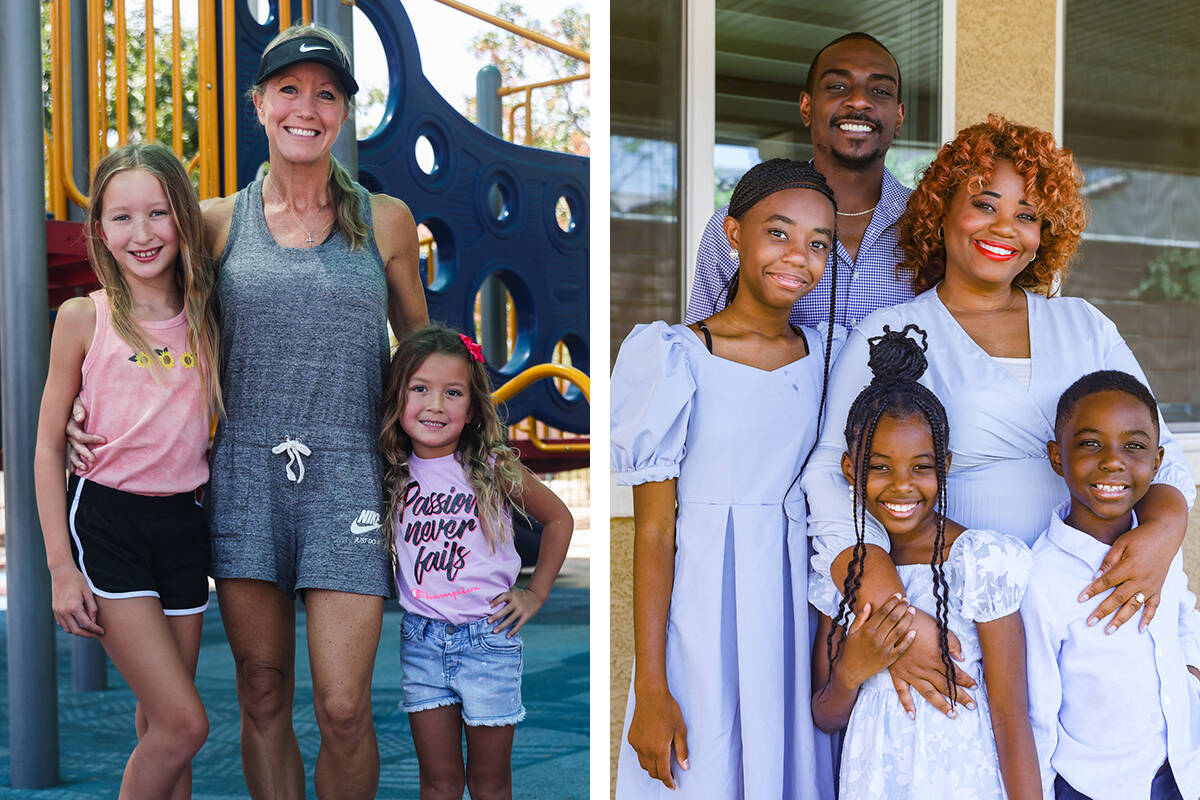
[34,142,221,799]
[380,323,573,799]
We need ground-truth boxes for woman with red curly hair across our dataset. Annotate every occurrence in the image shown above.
[800,116,1194,789]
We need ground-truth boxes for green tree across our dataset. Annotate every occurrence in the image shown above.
[42,3,202,188]
[466,2,589,155]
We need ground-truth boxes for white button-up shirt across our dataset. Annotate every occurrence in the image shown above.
[1020,503,1200,800]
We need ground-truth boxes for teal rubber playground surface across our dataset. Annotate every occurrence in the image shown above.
[0,559,589,798]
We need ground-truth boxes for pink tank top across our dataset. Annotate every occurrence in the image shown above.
[78,290,210,494]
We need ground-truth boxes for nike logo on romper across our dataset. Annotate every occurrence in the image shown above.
[350,509,382,535]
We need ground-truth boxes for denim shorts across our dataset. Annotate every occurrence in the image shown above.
[399,612,526,727]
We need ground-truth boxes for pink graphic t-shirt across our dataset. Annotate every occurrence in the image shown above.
[394,453,520,624]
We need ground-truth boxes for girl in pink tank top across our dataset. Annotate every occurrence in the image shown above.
[34,142,222,798]
[379,324,574,798]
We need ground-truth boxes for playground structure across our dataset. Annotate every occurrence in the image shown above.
[8,0,590,788]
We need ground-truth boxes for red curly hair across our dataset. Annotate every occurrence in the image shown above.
[898,115,1086,295]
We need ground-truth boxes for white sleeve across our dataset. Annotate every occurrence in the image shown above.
[1020,578,1064,800]
[801,323,889,580]
[1175,565,1200,670]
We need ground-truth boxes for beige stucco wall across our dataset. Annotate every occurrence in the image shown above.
[610,516,634,796]
[954,0,1058,131]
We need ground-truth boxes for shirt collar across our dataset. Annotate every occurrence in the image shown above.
[802,160,910,224]
[1045,499,1138,571]
[877,166,911,221]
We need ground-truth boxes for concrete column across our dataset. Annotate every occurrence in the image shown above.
[475,66,507,364]
[314,0,358,175]
[69,0,108,692]
[0,0,60,788]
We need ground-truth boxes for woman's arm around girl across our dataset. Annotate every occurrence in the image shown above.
[811,594,916,732]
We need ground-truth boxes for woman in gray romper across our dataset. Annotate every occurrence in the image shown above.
[70,25,428,799]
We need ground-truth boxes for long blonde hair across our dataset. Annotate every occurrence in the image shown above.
[252,24,368,251]
[86,142,224,417]
[379,324,524,555]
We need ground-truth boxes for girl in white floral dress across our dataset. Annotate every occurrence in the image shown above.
[810,325,1042,800]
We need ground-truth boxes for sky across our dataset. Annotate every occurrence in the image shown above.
[160,1,583,124]
[382,0,582,113]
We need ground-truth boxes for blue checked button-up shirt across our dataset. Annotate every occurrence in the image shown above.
[685,167,914,328]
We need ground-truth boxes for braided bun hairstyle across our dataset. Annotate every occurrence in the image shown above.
[827,323,959,707]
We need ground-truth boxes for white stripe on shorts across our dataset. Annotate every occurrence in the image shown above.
[67,476,161,602]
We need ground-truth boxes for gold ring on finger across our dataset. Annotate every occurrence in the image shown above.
[1132,591,1146,605]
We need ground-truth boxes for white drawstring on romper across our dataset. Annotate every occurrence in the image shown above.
[272,437,311,484]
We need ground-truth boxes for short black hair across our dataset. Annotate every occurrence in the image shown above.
[803,31,902,96]
[1054,370,1160,440]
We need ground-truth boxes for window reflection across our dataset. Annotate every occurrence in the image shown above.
[1063,1,1200,422]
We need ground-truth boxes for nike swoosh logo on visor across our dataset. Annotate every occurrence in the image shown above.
[298,43,331,53]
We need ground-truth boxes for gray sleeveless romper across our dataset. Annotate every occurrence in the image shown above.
[206,178,393,597]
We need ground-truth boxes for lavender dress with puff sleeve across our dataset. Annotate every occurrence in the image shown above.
[611,321,843,800]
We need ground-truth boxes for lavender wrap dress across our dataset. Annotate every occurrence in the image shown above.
[611,321,843,799]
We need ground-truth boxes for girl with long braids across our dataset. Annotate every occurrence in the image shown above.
[611,159,844,799]
[809,324,1040,800]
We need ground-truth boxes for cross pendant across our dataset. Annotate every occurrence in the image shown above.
[305,233,313,246]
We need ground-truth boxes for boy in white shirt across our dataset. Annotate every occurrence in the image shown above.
[1021,370,1200,800]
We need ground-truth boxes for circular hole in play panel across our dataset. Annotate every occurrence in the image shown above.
[555,195,574,233]
[416,222,438,287]
[487,183,510,223]
[415,135,437,175]
[352,5,391,138]
[550,335,586,401]
[472,271,533,372]
[247,0,270,24]
[415,217,455,292]
[474,276,516,367]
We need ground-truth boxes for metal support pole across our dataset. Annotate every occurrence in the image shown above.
[1,0,60,788]
[69,0,108,692]
[314,0,357,176]
[475,66,507,365]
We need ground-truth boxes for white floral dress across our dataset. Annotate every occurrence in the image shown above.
[810,528,1032,800]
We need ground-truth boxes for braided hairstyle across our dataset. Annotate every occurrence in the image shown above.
[716,159,842,484]
[718,158,838,311]
[826,323,959,706]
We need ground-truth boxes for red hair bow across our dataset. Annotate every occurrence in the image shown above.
[458,333,485,363]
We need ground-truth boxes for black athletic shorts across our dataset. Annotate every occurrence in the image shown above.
[67,474,210,615]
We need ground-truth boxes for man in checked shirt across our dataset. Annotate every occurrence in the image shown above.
[686,32,913,329]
